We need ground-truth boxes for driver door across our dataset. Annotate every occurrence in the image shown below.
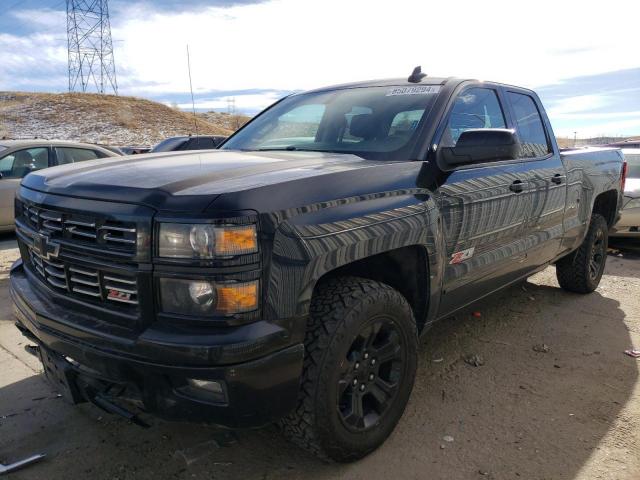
[435,86,534,316]
[0,147,50,227]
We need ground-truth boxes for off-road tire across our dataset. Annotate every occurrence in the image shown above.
[279,276,418,462]
[556,213,608,293]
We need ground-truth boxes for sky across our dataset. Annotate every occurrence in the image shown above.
[0,0,639,138]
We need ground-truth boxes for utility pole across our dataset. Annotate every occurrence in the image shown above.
[573,131,577,147]
[67,0,118,94]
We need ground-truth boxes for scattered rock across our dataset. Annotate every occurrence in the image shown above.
[443,435,454,443]
[464,354,485,367]
[432,357,444,363]
[532,343,550,353]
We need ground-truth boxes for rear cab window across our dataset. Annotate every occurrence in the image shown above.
[506,92,551,158]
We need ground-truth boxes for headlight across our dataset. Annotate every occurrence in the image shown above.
[159,278,259,316]
[158,223,257,259]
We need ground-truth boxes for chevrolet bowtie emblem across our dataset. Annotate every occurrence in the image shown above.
[32,233,60,260]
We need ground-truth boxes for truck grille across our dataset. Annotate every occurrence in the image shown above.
[29,248,139,306]
[23,204,137,252]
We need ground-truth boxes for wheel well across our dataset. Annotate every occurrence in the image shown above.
[592,190,618,228]
[314,245,430,332]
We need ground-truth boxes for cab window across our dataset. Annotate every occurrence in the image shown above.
[507,92,551,158]
[0,147,49,178]
[441,87,506,148]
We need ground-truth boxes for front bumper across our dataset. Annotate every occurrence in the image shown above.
[10,260,304,428]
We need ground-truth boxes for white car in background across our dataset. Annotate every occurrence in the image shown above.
[0,140,119,232]
[611,148,640,237]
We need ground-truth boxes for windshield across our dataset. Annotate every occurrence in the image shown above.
[151,137,187,152]
[624,153,640,177]
[222,85,441,160]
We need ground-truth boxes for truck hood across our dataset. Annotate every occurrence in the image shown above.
[21,150,382,212]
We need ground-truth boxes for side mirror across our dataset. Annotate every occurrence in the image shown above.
[440,129,519,166]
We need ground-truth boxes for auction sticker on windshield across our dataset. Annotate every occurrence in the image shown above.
[386,85,441,96]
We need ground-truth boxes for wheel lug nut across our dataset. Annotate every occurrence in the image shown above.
[371,359,376,366]
[354,362,360,369]
[369,373,374,381]
[363,352,369,359]
[359,384,366,392]
[352,378,358,386]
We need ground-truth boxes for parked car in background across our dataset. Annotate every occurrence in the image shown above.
[150,135,227,153]
[119,146,151,155]
[605,139,640,149]
[0,140,119,232]
[611,148,640,237]
[97,144,126,156]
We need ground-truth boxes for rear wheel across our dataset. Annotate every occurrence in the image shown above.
[280,276,418,462]
[556,213,608,293]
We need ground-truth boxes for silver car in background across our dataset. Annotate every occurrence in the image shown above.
[0,140,120,232]
[611,148,640,237]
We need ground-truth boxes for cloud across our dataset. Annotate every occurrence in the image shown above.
[546,94,611,117]
[175,91,285,112]
[554,117,640,138]
[0,32,66,90]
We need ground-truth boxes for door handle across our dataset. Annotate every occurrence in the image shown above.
[509,180,528,193]
[551,174,565,185]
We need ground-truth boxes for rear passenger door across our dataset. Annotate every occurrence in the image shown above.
[435,86,534,316]
[504,90,567,266]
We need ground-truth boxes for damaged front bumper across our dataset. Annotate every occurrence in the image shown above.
[10,260,304,428]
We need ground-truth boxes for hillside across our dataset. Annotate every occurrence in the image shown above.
[198,111,251,132]
[0,92,243,147]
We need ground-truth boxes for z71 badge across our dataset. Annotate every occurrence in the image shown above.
[449,247,475,265]
[107,289,132,302]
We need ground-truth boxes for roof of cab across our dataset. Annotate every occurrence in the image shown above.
[301,76,536,96]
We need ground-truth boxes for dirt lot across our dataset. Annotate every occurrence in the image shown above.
[1,233,639,480]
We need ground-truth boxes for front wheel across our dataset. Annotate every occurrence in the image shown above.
[556,213,609,293]
[280,277,418,462]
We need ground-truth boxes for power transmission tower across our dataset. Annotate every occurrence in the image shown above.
[227,97,236,115]
[66,0,118,94]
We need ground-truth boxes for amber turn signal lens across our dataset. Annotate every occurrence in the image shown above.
[215,281,259,314]
[214,226,258,256]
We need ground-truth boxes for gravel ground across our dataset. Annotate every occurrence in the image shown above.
[1,233,639,480]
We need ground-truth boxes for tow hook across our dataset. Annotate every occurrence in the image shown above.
[76,378,150,428]
[23,344,40,357]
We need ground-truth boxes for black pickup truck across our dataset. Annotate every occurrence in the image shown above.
[11,70,626,462]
